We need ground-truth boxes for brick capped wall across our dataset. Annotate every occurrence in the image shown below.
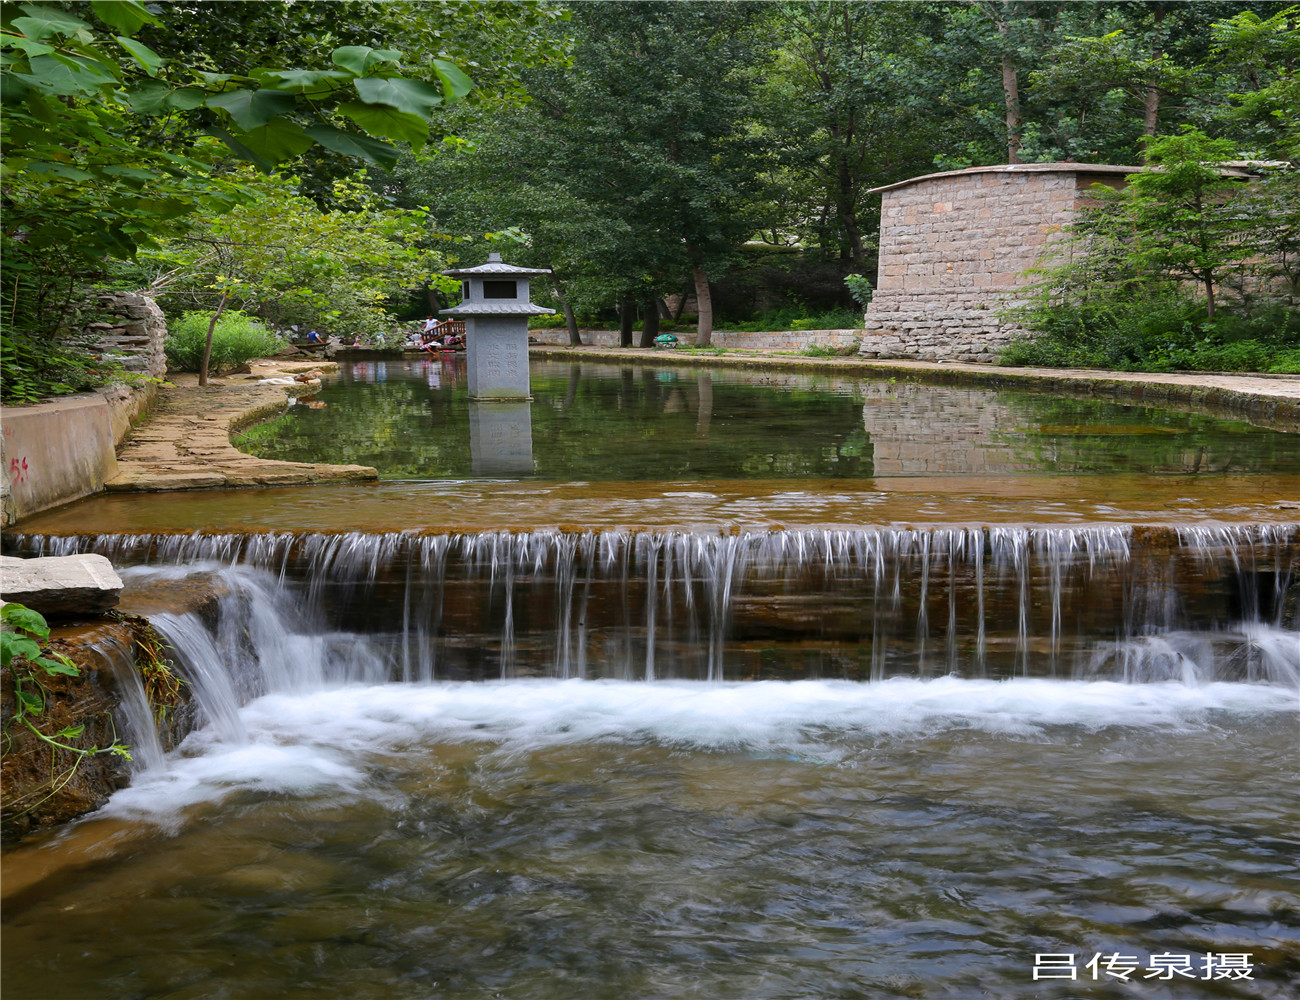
[860,164,1135,363]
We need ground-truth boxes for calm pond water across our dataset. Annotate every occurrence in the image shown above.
[231,359,1300,481]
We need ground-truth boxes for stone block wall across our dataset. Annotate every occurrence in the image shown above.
[82,291,168,378]
[860,165,1133,363]
[528,328,862,351]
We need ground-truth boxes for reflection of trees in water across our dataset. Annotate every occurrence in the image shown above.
[235,361,1298,481]
[993,395,1300,475]
[236,361,876,480]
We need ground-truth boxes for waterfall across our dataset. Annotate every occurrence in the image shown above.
[10,524,1295,687]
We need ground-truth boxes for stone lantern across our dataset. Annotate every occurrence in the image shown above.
[441,252,554,400]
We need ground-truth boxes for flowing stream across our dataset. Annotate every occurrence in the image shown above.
[2,525,1297,998]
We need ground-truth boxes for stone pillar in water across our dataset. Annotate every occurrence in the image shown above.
[441,252,554,400]
[468,401,534,475]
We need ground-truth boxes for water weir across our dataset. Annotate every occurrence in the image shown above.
[10,524,1296,689]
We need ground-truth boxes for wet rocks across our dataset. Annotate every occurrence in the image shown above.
[1,554,122,617]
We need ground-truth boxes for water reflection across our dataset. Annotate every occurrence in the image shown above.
[469,401,534,475]
[231,360,1300,483]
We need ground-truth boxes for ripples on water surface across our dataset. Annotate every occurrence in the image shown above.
[3,679,1298,1000]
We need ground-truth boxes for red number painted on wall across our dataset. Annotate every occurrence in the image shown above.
[9,456,29,483]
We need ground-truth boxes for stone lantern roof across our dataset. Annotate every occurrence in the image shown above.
[442,251,551,278]
[441,251,555,317]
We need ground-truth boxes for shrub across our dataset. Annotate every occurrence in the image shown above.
[0,330,132,405]
[1000,298,1300,373]
[164,311,282,374]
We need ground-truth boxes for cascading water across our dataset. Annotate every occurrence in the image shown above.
[3,524,1297,999]
[11,523,1297,685]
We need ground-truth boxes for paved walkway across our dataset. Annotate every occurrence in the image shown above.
[108,363,377,492]
[530,346,1300,430]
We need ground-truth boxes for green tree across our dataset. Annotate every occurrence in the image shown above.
[1,0,471,363]
[500,0,772,346]
[137,170,443,382]
[1128,127,1250,317]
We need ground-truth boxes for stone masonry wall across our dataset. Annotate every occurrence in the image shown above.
[861,169,1083,363]
[529,328,862,351]
[82,291,168,378]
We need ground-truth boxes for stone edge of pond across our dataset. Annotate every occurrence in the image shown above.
[106,365,379,493]
[529,346,1300,433]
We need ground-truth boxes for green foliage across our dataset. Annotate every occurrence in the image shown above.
[1,602,131,775]
[800,340,862,358]
[0,329,127,404]
[138,170,444,350]
[1007,130,1300,372]
[843,274,873,310]
[164,310,282,374]
[1000,297,1300,373]
[716,305,863,333]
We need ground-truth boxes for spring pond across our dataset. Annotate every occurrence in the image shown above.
[3,359,1297,999]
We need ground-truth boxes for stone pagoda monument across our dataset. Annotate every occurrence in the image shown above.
[441,252,553,400]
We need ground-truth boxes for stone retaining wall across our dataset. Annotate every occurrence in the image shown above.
[529,328,861,351]
[860,164,1135,362]
[83,291,168,378]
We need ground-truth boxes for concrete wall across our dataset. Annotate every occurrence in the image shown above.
[859,164,1134,363]
[529,328,862,351]
[1,386,155,527]
[1,292,165,527]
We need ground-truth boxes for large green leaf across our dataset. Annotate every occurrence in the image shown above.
[304,123,399,168]
[89,0,160,35]
[124,79,182,113]
[115,36,161,76]
[1,603,50,637]
[18,52,118,96]
[331,45,402,77]
[353,76,442,117]
[338,100,429,147]
[258,68,351,97]
[432,59,473,102]
[230,119,315,164]
[207,88,295,130]
[2,33,56,57]
[12,6,90,41]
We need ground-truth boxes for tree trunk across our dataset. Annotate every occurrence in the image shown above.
[996,9,1022,164]
[198,286,230,387]
[562,300,582,346]
[618,297,634,347]
[692,267,713,346]
[657,298,672,320]
[1204,277,1216,319]
[671,293,688,322]
[695,371,713,440]
[639,300,660,348]
[1142,5,1165,160]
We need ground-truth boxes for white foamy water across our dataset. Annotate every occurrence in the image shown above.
[96,677,1297,824]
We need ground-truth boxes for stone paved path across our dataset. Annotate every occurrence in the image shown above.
[108,366,376,492]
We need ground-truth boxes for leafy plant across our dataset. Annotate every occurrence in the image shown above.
[0,330,128,404]
[164,310,282,374]
[2,602,131,765]
[844,274,874,310]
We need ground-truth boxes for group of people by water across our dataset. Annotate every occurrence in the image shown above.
[406,315,465,353]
